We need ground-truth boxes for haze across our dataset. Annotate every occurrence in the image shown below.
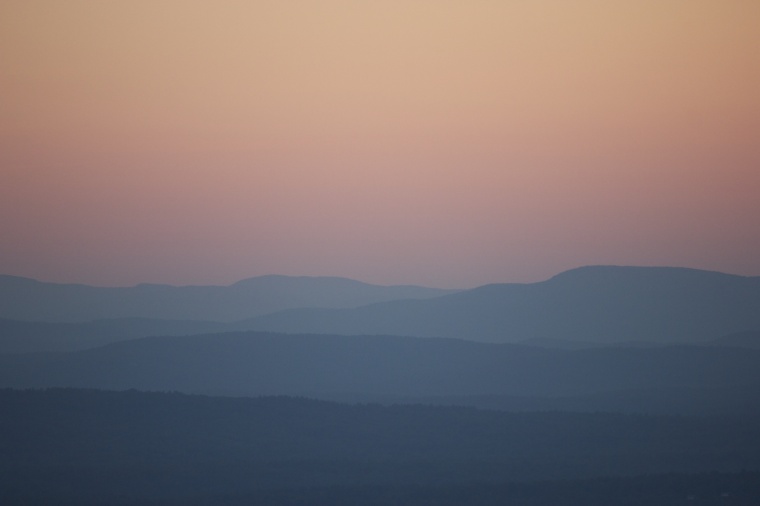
[1,0,759,288]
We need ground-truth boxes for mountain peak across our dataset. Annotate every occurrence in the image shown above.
[546,265,749,284]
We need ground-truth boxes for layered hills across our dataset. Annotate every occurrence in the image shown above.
[3,265,760,503]
[2,266,759,354]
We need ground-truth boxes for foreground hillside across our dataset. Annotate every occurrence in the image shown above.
[2,389,759,505]
[2,332,760,415]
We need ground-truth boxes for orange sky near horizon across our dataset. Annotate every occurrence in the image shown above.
[1,0,759,288]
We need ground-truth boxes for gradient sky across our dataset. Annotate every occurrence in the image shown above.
[1,0,759,288]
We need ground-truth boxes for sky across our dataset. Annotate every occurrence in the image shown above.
[1,0,759,288]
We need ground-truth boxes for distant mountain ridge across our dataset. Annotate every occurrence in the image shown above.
[0,274,457,322]
[3,266,760,348]
[242,266,760,344]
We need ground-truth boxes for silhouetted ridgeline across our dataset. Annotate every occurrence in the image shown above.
[242,266,760,343]
[2,332,760,415]
[2,389,759,505]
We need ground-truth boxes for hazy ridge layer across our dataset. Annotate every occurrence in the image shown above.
[2,331,759,415]
[0,274,456,322]
[0,317,228,353]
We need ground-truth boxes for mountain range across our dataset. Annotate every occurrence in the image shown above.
[2,266,759,354]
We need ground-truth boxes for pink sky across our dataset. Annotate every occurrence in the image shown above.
[1,0,759,288]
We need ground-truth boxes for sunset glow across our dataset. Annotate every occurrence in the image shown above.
[2,0,759,287]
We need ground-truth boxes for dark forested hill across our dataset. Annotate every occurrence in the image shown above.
[2,332,759,414]
[1,389,759,505]
[0,274,455,322]
[241,266,760,344]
